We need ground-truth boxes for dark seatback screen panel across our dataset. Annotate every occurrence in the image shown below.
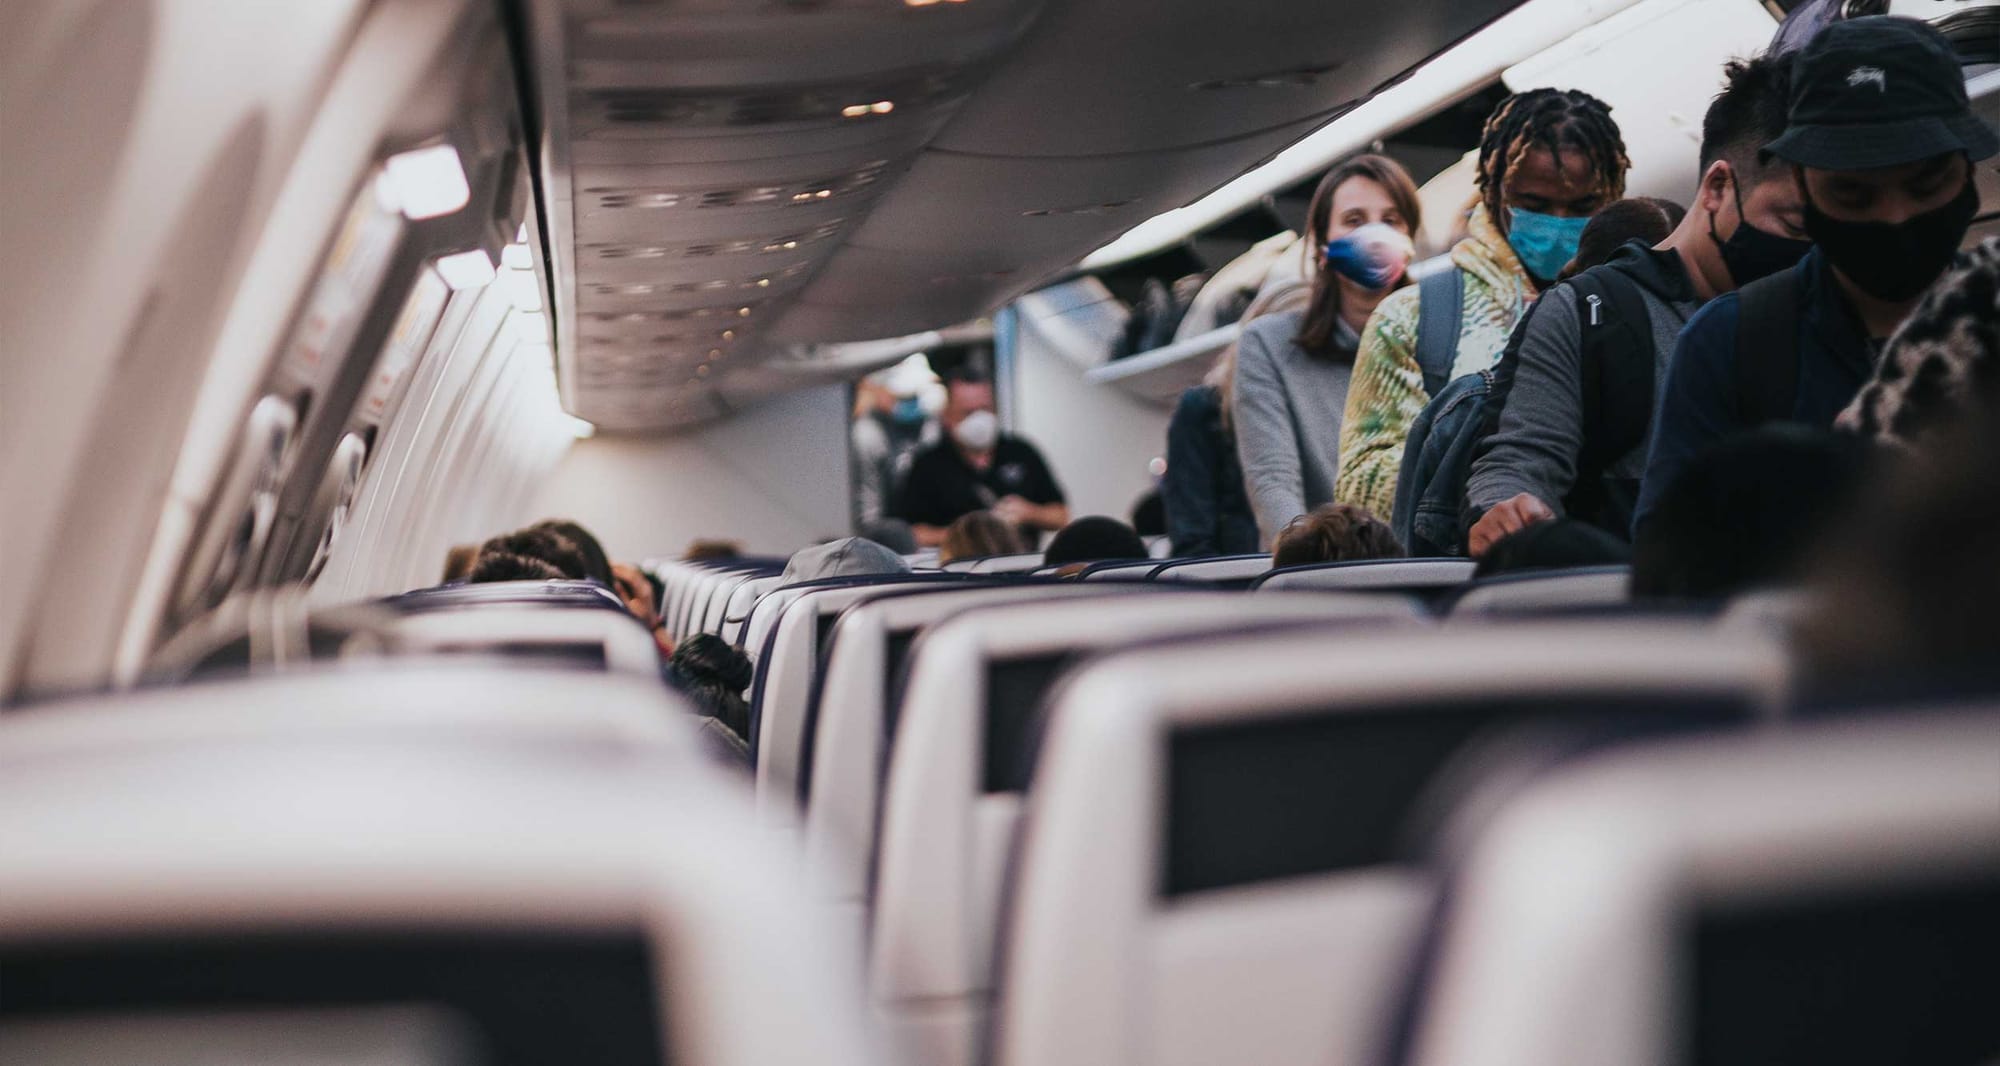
[983,654,1074,794]
[0,931,665,1066]
[1692,878,2000,1066]
[880,627,920,751]
[1163,695,1750,897]
[433,642,609,671]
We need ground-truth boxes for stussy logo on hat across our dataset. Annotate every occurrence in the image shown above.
[1846,66,1887,92]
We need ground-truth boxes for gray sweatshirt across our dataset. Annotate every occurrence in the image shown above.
[1231,309,1358,543]
[1466,244,1701,518]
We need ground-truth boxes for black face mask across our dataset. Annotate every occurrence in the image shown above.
[1803,175,1978,302]
[1709,176,1812,287]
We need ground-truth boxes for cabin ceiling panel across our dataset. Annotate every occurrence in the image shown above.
[526,0,1531,431]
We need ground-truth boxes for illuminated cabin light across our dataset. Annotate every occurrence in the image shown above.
[841,104,871,118]
[842,100,896,118]
[738,307,753,317]
[696,365,710,376]
[755,278,772,288]
[721,330,735,340]
[708,349,723,359]
[815,188,833,199]
[435,248,497,291]
[383,144,471,220]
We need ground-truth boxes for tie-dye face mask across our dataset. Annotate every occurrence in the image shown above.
[1322,222,1416,291]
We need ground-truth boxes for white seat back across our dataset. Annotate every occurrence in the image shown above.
[1404,708,2000,1066]
[965,552,1046,574]
[1254,558,1476,592]
[871,592,1423,1066]
[1150,554,1272,584]
[751,578,956,821]
[719,575,784,646]
[802,584,1127,944]
[0,671,880,1066]
[1447,566,1630,616]
[994,621,1788,1066]
[378,606,663,676]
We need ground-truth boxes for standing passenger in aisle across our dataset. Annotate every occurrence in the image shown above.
[1232,154,1423,544]
[1466,54,1806,554]
[1162,349,1257,557]
[1634,16,1996,532]
[894,374,1069,547]
[1336,89,1630,519]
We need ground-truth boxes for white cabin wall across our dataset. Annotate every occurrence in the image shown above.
[1011,314,1171,529]
[535,385,852,560]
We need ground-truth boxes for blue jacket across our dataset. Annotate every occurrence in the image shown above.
[1633,249,1877,532]
[1163,386,1259,557]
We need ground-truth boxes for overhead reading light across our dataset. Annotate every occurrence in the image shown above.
[841,100,897,118]
[435,248,496,290]
[383,144,471,221]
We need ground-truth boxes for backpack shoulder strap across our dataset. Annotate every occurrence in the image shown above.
[1732,266,1802,425]
[1412,264,1465,397]
[1569,267,1657,467]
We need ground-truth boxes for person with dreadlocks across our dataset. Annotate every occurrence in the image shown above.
[1333,88,1629,522]
[1466,52,1808,556]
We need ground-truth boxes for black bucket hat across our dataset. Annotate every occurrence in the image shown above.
[1764,15,1999,171]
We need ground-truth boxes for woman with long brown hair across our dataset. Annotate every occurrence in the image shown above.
[1231,153,1423,544]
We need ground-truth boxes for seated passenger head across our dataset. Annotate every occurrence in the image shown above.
[941,373,999,456]
[1558,197,1685,279]
[1299,153,1423,356]
[683,539,743,562]
[1763,16,1995,305]
[1270,503,1403,568]
[1476,87,1630,285]
[1473,519,1631,579]
[610,561,658,628]
[533,519,614,585]
[671,634,755,737]
[468,551,567,584]
[1632,424,1868,602]
[1043,516,1148,568]
[1837,238,2000,450]
[780,536,911,585]
[479,528,589,581]
[440,544,479,583]
[1690,51,1810,290]
[939,511,1025,565]
[1799,404,2000,703]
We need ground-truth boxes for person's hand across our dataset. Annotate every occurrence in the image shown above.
[611,562,658,627]
[1467,493,1556,557]
[991,495,1036,526]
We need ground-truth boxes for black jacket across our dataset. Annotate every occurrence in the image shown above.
[1163,386,1259,556]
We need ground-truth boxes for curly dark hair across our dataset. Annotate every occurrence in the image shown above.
[1271,503,1403,568]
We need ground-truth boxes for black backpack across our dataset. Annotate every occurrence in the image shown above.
[1395,264,1656,554]
[1476,267,1658,539]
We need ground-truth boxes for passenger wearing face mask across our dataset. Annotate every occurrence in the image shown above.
[1231,153,1424,545]
[851,373,939,533]
[893,373,1068,547]
[1335,89,1631,521]
[1466,53,1808,555]
[1634,16,1996,535]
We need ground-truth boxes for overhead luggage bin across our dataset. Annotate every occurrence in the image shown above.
[1447,565,1631,617]
[0,682,881,1066]
[870,590,1422,1066]
[1399,707,2000,1066]
[993,620,1789,1066]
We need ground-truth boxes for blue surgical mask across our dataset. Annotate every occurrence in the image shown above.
[1505,207,1591,283]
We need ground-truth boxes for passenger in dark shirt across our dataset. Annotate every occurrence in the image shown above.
[894,376,1069,547]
